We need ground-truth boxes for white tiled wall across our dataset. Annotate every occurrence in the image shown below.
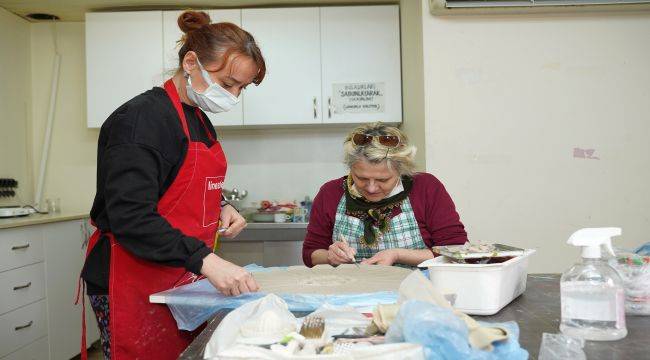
[219,127,350,207]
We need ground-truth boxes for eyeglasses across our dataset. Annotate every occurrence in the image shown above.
[351,133,401,148]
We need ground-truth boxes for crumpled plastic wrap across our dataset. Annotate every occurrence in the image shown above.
[204,294,424,360]
[204,294,297,357]
[385,300,528,360]
[538,333,585,360]
[612,244,650,315]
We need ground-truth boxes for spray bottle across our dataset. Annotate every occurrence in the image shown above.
[560,227,627,341]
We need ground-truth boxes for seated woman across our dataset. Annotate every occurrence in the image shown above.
[303,123,468,267]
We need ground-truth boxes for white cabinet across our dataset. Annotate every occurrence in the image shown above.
[241,8,322,125]
[43,220,99,360]
[85,6,402,128]
[321,6,402,124]
[86,11,164,128]
[0,227,43,273]
[0,219,99,360]
[163,9,244,127]
[0,263,46,315]
[0,300,47,358]
[217,226,306,267]
[1,336,48,360]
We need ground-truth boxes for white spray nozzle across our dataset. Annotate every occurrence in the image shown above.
[567,227,621,259]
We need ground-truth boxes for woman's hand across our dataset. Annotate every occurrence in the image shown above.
[361,249,401,266]
[328,241,357,266]
[201,253,259,296]
[219,204,246,238]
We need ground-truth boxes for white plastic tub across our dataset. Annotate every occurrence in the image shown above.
[418,250,536,315]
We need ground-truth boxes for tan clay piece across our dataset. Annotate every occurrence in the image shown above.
[253,264,413,295]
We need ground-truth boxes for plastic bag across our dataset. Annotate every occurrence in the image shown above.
[349,343,424,360]
[204,296,411,360]
[385,300,528,360]
[307,304,371,336]
[611,246,650,315]
[204,294,297,357]
[538,333,585,360]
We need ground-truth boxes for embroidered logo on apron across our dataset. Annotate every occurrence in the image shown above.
[203,176,224,227]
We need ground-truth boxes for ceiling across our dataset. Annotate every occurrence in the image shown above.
[0,0,397,22]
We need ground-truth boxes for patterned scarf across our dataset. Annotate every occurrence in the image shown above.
[344,175,413,247]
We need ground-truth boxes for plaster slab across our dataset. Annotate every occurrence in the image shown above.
[253,264,413,295]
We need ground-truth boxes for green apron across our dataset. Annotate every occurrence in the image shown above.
[332,195,426,266]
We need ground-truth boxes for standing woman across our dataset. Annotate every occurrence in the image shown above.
[80,11,266,359]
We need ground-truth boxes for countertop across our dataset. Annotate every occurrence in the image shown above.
[179,274,650,360]
[0,215,304,232]
[245,222,308,229]
[0,211,88,229]
[220,222,307,243]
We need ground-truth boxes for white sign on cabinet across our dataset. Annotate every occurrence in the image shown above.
[162,9,244,127]
[332,82,386,114]
[320,6,402,124]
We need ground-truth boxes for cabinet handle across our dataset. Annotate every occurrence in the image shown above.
[328,97,332,118]
[13,282,32,291]
[313,97,317,119]
[15,321,33,331]
[11,243,30,251]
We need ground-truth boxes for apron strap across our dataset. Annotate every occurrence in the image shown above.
[164,79,191,139]
[164,79,217,144]
[195,109,216,144]
[77,227,100,360]
[75,277,88,360]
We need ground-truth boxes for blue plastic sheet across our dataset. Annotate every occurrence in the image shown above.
[159,265,398,331]
[386,300,529,360]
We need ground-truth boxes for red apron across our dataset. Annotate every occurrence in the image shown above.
[81,79,226,359]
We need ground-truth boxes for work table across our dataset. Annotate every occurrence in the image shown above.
[179,274,650,360]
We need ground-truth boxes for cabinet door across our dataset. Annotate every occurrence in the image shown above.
[321,6,402,124]
[241,8,322,125]
[86,11,164,128]
[42,220,99,359]
[1,336,48,360]
[163,9,244,127]
[0,300,47,358]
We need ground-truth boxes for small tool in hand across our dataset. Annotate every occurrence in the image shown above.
[213,223,228,252]
[339,234,360,268]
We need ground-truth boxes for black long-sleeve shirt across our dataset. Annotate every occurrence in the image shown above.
[82,87,217,295]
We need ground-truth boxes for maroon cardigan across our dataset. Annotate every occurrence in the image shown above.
[302,173,468,267]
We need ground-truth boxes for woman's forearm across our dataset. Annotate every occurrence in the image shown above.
[311,249,330,265]
[397,248,434,266]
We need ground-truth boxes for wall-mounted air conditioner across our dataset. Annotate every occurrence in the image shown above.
[430,0,650,14]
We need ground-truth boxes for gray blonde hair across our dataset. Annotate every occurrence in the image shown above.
[343,123,417,176]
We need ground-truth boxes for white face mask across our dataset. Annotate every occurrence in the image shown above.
[185,60,240,113]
